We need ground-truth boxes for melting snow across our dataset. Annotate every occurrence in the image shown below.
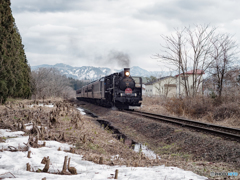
[77,108,86,115]
[134,144,157,159]
[0,129,24,138]
[0,127,208,180]
[29,104,54,108]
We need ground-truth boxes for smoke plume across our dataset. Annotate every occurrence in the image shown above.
[108,50,130,68]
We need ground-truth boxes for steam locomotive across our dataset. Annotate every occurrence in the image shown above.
[76,68,142,109]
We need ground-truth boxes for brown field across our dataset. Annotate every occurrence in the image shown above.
[1,97,240,179]
[0,98,163,168]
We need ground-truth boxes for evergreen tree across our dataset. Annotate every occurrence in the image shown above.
[0,0,31,104]
[68,77,88,90]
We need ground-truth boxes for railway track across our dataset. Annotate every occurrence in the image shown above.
[124,110,240,141]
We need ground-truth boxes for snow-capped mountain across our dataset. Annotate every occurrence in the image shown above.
[31,63,169,81]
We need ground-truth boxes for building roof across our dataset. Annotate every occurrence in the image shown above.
[175,69,205,77]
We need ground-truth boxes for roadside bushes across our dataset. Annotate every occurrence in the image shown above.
[213,103,240,121]
[142,96,166,106]
[164,97,212,119]
[143,95,240,122]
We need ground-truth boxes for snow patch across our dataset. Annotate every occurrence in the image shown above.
[134,144,157,159]
[0,129,24,138]
[0,130,208,180]
[29,104,54,108]
[77,108,86,115]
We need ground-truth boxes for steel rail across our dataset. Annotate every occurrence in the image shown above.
[124,110,240,140]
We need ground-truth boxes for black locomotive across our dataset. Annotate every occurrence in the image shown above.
[76,68,142,109]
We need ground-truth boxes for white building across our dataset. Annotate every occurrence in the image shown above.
[142,84,146,95]
[145,70,205,97]
[145,76,176,97]
[176,69,204,97]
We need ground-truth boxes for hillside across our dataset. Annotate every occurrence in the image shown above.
[31,63,169,81]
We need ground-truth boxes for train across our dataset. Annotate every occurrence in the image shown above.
[76,68,142,109]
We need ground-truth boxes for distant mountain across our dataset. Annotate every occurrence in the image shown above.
[31,63,169,81]
[130,66,165,77]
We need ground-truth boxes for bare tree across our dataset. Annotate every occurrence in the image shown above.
[154,80,164,96]
[209,34,238,98]
[31,68,75,100]
[154,76,176,97]
[155,25,216,97]
[224,67,240,100]
[31,68,52,99]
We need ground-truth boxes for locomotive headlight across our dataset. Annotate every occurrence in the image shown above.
[124,68,130,77]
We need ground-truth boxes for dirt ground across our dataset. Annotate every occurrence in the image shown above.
[73,99,240,179]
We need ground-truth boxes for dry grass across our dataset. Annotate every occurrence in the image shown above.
[141,96,171,115]
[142,96,166,106]
[141,95,240,128]
[0,99,162,168]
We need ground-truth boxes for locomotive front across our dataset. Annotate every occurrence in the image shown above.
[76,67,142,110]
[114,68,142,109]
[119,68,135,94]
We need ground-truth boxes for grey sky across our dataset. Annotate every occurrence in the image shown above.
[11,0,240,71]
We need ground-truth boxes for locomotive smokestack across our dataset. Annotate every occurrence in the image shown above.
[124,68,130,77]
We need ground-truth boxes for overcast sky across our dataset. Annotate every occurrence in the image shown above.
[11,0,240,71]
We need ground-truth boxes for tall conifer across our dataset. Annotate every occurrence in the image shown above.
[0,0,31,103]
